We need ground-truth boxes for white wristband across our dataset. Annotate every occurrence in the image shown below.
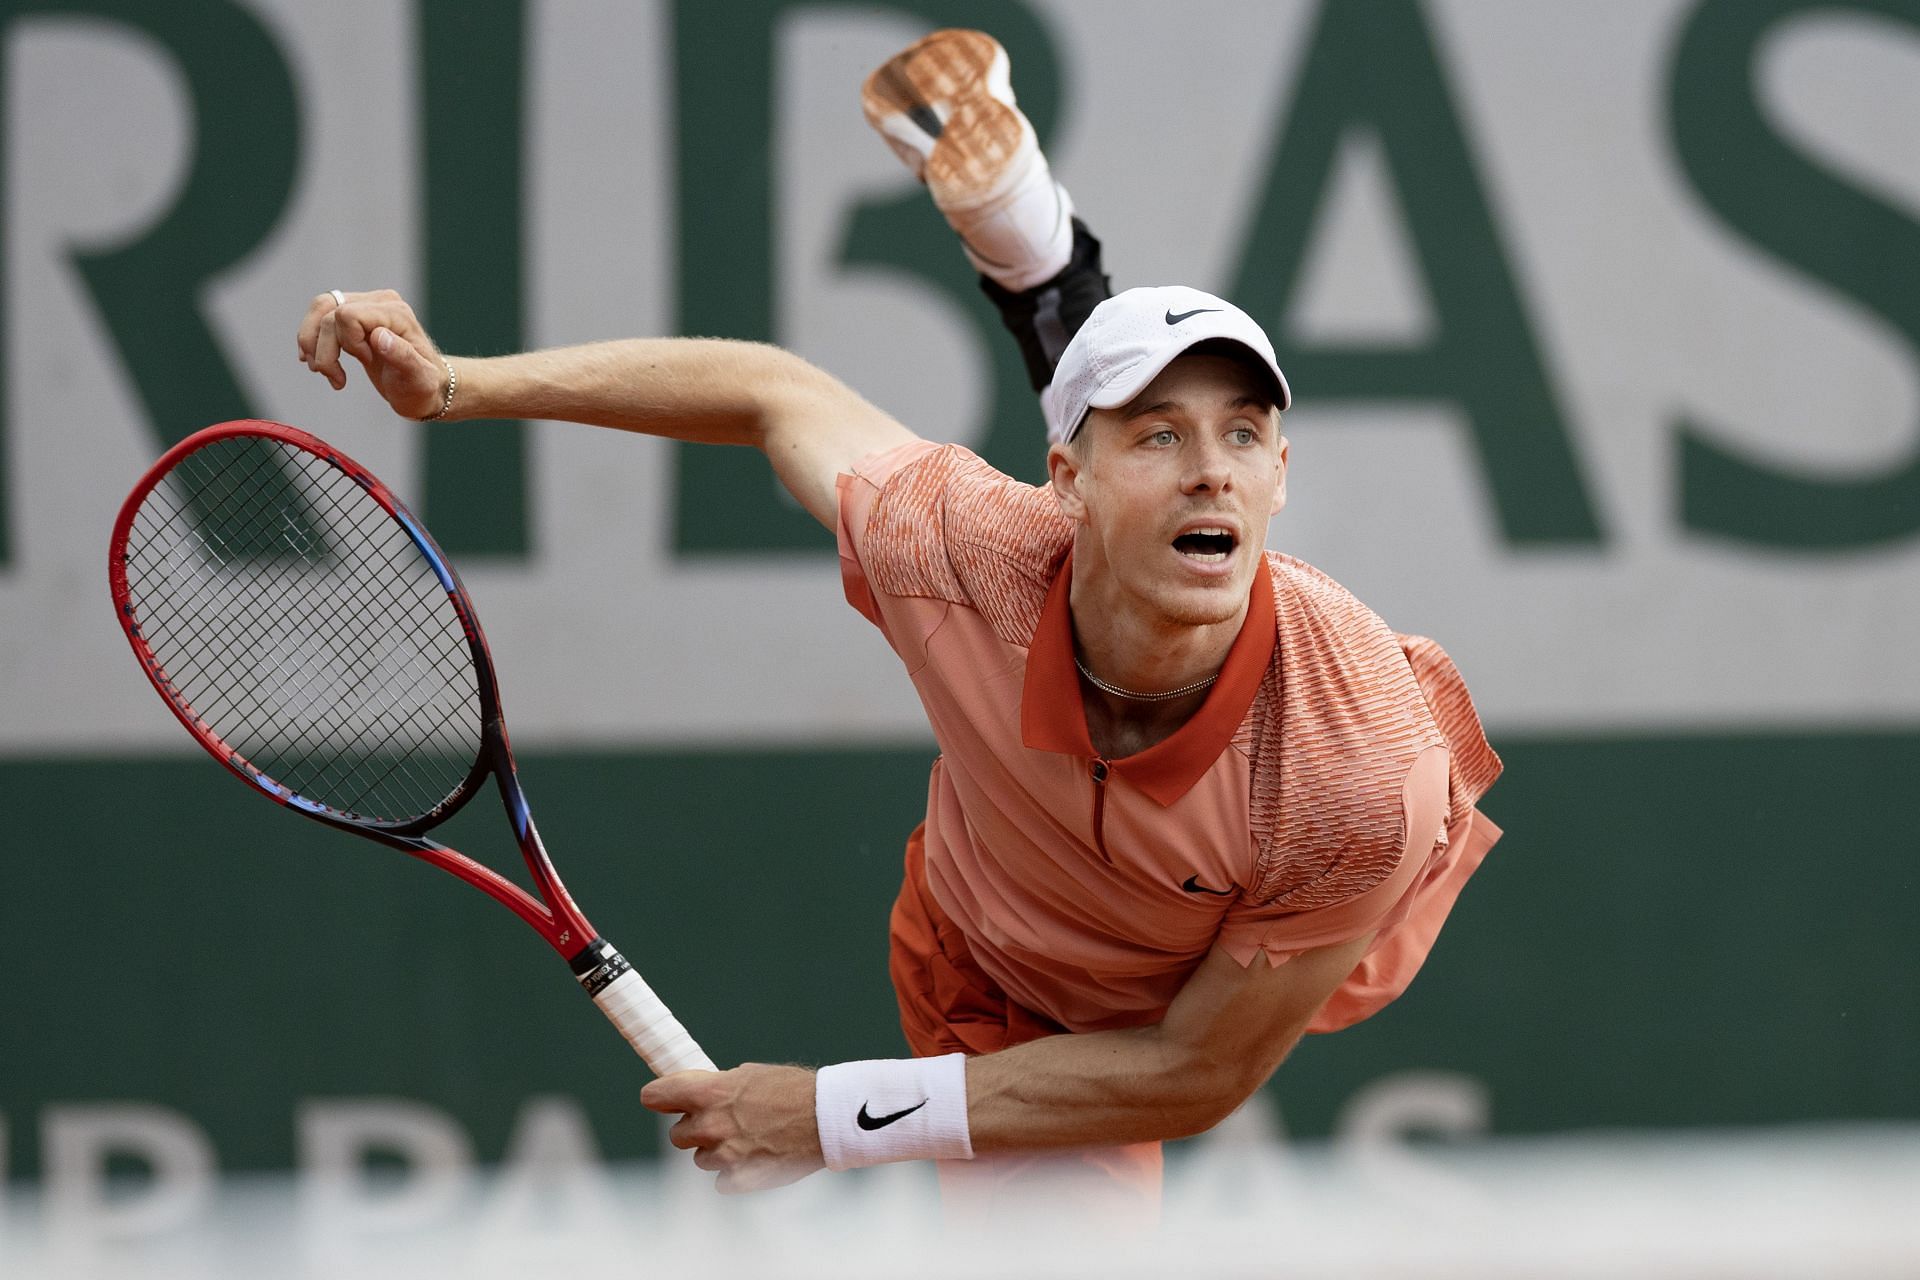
[814,1053,973,1172]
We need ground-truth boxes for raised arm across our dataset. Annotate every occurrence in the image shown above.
[296,289,917,528]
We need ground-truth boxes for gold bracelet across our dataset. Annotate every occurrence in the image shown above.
[422,358,457,421]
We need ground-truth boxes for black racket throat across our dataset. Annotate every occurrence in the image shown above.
[381,713,511,826]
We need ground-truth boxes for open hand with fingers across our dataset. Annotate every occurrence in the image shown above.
[642,1063,824,1193]
[296,288,453,420]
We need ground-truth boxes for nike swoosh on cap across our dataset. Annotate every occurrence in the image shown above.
[856,1099,929,1130]
[1165,307,1222,325]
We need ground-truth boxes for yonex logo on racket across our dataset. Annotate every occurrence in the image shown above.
[577,951,632,996]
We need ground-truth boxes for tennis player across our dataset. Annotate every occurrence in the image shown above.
[295,35,1500,1219]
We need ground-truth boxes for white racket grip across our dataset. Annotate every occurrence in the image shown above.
[573,939,717,1076]
[594,967,716,1075]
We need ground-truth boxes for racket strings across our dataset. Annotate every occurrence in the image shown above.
[130,450,430,788]
[136,446,478,818]
[215,461,479,813]
[122,437,483,824]
[260,552,475,808]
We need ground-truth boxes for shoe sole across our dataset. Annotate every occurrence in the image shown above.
[861,30,1024,208]
[861,28,1007,127]
[923,99,1032,212]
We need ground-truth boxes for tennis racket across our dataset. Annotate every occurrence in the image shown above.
[108,419,715,1076]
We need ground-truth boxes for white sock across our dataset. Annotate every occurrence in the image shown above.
[943,154,1076,292]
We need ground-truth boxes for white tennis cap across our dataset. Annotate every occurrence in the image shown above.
[1042,285,1292,445]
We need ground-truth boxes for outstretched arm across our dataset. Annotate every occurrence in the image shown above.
[295,289,917,528]
[640,931,1371,1193]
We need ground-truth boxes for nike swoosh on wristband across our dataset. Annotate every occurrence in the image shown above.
[1165,307,1221,325]
[1182,874,1237,896]
[856,1099,929,1130]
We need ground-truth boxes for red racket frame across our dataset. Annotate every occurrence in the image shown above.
[108,419,599,959]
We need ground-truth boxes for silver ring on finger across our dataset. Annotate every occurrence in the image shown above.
[328,289,346,307]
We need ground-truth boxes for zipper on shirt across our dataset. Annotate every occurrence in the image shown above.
[1089,758,1112,862]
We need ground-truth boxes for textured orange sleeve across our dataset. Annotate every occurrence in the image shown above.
[1400,633,1504,814]
[856,443,1072,643]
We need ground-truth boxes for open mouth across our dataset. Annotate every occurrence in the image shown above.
[1172,527,1237,564]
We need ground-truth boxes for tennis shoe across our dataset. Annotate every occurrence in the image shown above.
[862,29,1074,291]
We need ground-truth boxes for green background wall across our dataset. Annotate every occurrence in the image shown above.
[5,730,1914,1177]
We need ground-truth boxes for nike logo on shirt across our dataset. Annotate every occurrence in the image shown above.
[856,1099,929,1130]
[1182,874,1237,896]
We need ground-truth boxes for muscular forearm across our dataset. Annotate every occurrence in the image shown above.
[963,934,1372,1153]
[963,1021,1278,1153]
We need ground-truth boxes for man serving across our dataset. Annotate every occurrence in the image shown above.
[298,57,1499,1209]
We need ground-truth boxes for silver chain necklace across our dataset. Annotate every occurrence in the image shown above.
[1074,656,1219,703]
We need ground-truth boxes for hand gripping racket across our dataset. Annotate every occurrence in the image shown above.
[108,420,715,1076]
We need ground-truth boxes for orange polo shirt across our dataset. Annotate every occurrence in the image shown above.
[837,439,1501,1037]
